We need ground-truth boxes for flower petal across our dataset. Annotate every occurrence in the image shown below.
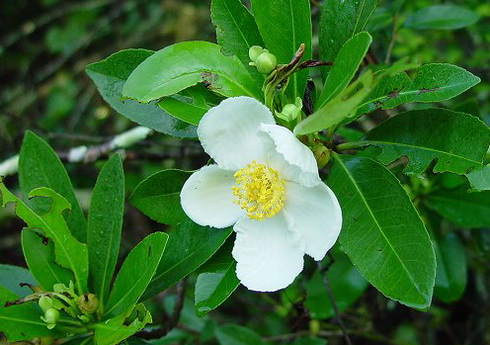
[181,165,244,228]
[283,181,342,261]
[232,214,305,292]
[259,124,320,187]
[198,97,275,170]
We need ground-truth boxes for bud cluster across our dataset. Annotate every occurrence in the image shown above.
[249,45,278,74]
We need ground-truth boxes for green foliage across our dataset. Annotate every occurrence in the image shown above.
[0,184,89,294]
[350,109,490,175]
[87,154,124,305]
[130,169,192,225]
[19,131,87,243]
[251,0,312,99]
[142,220,232,300]
[405,5,480,30]
[327,154,436,309]
[123,41,261,102]
[215,324,266,345]
[104,232,168,318]
[0,264,37,297]
[195,240,239,316]
[319,0,377,78]
[86,49,197,138]
[466,165,490,191]
[357,64,481,115]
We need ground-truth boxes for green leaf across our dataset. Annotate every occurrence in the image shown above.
[316,32,372,109]
[295,71,373,135]
[211,0,265,83]
[292,337,326,345]
[0,184,88,294]
[95,305,152,345]
[305,251,368,320]
[87,154,124,305]
[347,109,490,175]
[251,0,312,99]
[215,324,266,345]
[195,240,239,316]
[22,229,74,291]
[405,5,480,30]
[466,165,490,191]
[426,186,490,229]
[0,286,55,341]
[123,41,261,102]
[130,169,192,226]
[19,131,86,243]
[327,154,436,309]
[434,232,467,303]
[141,220,232,301]
[104,232,168,318]
[0,264,36,296]
[357,64,481,115]
[86,49,196,138]
[319,0,377,78]
[158,97,209,126]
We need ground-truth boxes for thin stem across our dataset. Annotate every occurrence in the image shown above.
[316,261,353,345]
[337,141,364,151]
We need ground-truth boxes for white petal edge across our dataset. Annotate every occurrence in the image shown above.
[180,165,244,228]
[282,181,342,261]
[232,214,305,292]
[259,124,320,187]
[198,97,275,170]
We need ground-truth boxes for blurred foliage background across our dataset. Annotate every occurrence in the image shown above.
[1,0,489,344]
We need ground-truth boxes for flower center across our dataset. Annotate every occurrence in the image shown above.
[232,161,285,221]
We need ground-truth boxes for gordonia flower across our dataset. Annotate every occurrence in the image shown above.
[181,96,342,292]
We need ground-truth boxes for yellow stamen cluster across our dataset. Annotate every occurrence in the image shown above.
[232,161,285,221]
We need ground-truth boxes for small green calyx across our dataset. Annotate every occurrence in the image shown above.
[255,52,278,74]
[249,45,265,62]
[41,308,60,329]
[78,293,99,315]
[312,143,331,169]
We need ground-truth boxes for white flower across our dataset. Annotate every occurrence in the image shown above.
[181,96,342,292]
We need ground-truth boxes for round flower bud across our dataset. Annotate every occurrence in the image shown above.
[248,45,265,63]
[43,308,60,329]
[38,296,53,313]
[312,144,331,169]
[255,52,278,74]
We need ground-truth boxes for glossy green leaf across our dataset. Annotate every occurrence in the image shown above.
[0,286,55,341]
[215,324,266,345]
[357,64,481,115]
[0,184,88,294]
[158,97,209,126]
[348,109,490,175]
[426,186,490,229]
[434,232,467,303]
[22,228,74,291]
[104,232,168,318]
[316,31,372,109]
[211,0,264,83]
[466,165,490,191]
[251,0,312,99]
[295,71,373,135]
[405,5,480,30]
[19,131,86,243]
[141,220,232,300]
[123,41,261,102]
[319,0,376,78]
[130,169,192,225]
[87,154,124,305]
[86,49,197,138]
[0,264,36,296]
[195,240,239,316]
[95,305,152,345]
[305,251,368,320]
[327,154,436,309]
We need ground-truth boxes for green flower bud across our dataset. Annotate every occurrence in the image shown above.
[42,308,60,329]
[276,97,303,123]
[38,296,53,313]
[249,45,265,63]
[312,144,331,169]
[78,293,99,315]
[255,51,277,74]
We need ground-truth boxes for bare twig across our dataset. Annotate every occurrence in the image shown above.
[385,13,399,64]
[316,261,353,345]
